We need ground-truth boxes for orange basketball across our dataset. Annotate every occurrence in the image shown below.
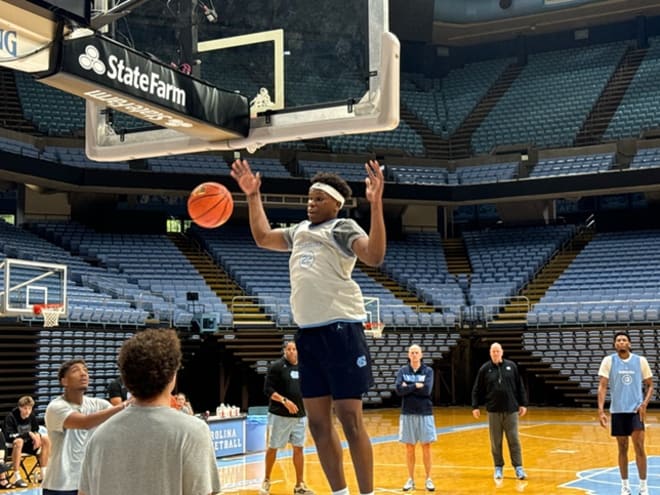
[187,182,234,229]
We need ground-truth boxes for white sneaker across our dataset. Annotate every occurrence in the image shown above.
[425,479,435,492]
[403,478,415,491]
[638,487,649,495]
[293,482,315,495]
[620,487,632,495]
[259,479,271,495]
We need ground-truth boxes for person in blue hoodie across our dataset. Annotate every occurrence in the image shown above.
[395,344,436,492]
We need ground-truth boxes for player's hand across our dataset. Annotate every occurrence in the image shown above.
[415,382,423,389]
[472,409,480,419]
[284,400,299,415]
[636,403,647,424]
[519,406,527,417]
[231,159,261,197]
[598,410,608,428]
[364,160,384,204]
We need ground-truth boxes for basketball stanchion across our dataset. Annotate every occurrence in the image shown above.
[364,321,385,338]
[33,304,65,328]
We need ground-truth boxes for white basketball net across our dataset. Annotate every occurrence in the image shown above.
[41,308,63,327]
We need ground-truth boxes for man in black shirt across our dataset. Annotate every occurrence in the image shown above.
[106,377,128,406]
[4,395,51,487]
[471,342,528,482]
[259,341,314,495]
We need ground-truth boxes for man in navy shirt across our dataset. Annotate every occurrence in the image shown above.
[395,345,436,492]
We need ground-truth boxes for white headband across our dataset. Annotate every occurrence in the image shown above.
[310,182,345,208]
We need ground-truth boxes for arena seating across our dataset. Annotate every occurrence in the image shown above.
[464,225,577,322]
[529,152,615,178]
[380,232,462,327]
[401,58,512,138]
[630,146,660,169]
[528,229,660,326]
[472,41,629,153]
[604,36,660,140]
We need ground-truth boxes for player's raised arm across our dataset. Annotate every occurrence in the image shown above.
[230,159,288,251]
[353,160,386,267]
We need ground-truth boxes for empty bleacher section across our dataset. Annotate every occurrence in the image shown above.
[325,121,425,156]
[529,152,615,178]
[630,146,660,169]
[452,162,518,184]
[528,229,660,327]
[298,159,367,182]
[603,37,660,140]
[401,58,512,139]
[523,328,660,402]
[463,225,576,323]
[380,233,462,327]
[472,42,629,154]
[388,164,448,185]
[40,146,130,170]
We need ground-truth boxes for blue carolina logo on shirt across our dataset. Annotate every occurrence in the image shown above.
[299,253,314,268]
[356,355,367,367]
[290,370,299,380]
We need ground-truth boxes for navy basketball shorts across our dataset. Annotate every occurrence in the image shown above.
[611,412,644,436]
[295,321,374,400]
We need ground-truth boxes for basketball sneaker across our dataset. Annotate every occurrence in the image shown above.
[293,482,315,495]
[425,478,435,491]
[515,466,527,480]
[259,479,271,495]
[638,488,648,495]
[403,478,415,491]
[494,467,503,480]
[620,487,631,495]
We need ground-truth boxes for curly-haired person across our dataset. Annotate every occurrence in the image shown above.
[79,329,220,495]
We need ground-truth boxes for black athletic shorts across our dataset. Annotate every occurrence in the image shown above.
[295,321,374,400]
[611,412,644,437]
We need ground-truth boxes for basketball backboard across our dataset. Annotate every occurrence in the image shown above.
[0,258,68,316]
[0,0,399,160]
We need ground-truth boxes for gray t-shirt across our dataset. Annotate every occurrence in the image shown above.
[283,218,367,327]
[44,395,112,491]
[79,405,221,495]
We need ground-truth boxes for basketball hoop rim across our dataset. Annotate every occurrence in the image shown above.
[33,303,65,315]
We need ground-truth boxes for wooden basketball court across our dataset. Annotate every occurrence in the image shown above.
[219,407,659,495]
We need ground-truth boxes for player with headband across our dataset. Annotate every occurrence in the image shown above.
[231,158,385,495]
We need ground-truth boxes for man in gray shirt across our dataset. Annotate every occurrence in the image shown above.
[44,360,128,495]
[79,328,220,495]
